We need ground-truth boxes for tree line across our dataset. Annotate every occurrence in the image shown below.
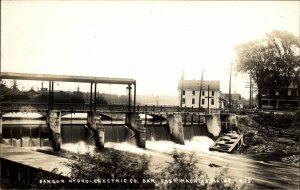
[0,81,129,105]
[235,30,300,109]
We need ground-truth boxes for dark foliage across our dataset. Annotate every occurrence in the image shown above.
[64,149,155,189]
[159,151,237,190]
[251,112,294,129]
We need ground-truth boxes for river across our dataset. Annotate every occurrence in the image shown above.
[2,113,299,189]
[60,137,299,190]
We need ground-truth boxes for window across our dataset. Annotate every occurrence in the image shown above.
[182,90,185,95]
[211,99,214,105]
[202,99,205,105]
[279,90,286,96]
[182,98,185,104]
[212,91,214,96]
[192,98,195,104]
[192,91,195,95]
[291,90,297,96]
[202,91,205,96]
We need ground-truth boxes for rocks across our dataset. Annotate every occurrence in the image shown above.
[281,155,300,165]
[248,144,274,153]
[275,138,297,145]
[237,114,300,164]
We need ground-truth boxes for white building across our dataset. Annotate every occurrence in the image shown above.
[178,79,221,109]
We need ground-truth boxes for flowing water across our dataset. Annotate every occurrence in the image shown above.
[60,139,299,190]
[2,113,299,190]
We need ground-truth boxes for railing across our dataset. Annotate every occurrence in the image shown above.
[0,102,128,113]
[0,102,222,114]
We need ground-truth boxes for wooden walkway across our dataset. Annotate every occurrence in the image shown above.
[0,144,71,177]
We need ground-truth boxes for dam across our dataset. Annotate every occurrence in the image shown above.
[2,72,298,190]
[1,72,234,151]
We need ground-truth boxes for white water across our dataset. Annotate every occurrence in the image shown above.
[3,112,44,118]
[59,137,299,190]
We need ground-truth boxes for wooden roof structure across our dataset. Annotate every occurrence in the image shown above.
[0,72,136,85]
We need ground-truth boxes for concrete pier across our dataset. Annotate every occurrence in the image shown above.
[125,113,146,148]
[206,113,221,139]
[47,110,61,151]
[87,111,105,148]
[167,113,185,145]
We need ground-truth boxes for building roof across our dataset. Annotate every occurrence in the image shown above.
[219,93,242,101]
[178,80,220,91]
[26,89,39,94]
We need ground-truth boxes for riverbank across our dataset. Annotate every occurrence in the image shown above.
[23,135,299,190]
[236,112,300,166]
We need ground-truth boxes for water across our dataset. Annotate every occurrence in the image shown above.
[2,113,299,189]
[2,114,208,146]
[59,138,299,189]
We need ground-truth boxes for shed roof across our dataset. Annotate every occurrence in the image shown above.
[178,80,220,91]
[219,93,242,101]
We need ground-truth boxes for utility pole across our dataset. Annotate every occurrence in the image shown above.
[205,85,214,114]
[250,74,252,109]
[180,69,184,107]
[198,69,204,109]
[245,73,257,109]
[229,62,233,110]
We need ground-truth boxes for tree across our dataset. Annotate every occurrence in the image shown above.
[12,80,19,91]
[235,30,300,108]
[266,30,300,103]
[235,40,276,108]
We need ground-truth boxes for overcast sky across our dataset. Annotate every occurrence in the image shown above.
[1,1,299,98]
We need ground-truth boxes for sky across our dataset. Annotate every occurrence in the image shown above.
[1,1,299,99]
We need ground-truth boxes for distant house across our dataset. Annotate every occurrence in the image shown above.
[40,87,48,94]
[219,93,243,109]
[26,89,40,98]
[261,81,300,109]
[178,79,220,108]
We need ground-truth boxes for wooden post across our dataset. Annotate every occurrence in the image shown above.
[48,81,51,110]
[51,81,54,110]
[90,83,93,111]
[94,83,97,111]
[127,85,132,111]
